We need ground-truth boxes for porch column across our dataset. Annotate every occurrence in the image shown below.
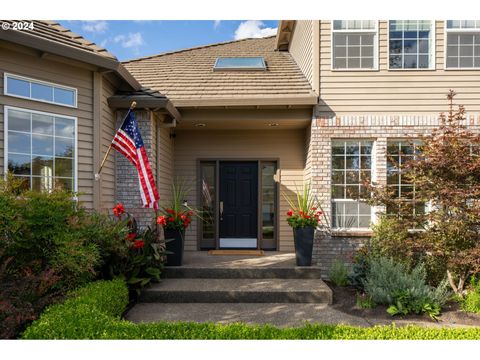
[115,109,157,228]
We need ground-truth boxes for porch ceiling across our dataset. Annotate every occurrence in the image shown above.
[175,107,312,130]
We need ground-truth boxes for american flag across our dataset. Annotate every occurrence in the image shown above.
[111,110,159,208]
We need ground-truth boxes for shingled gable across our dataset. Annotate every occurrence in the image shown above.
[0,20,139,91]
[123,36,317,107]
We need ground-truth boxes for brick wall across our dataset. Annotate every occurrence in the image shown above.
[115,110,157,229]
[308,112,480,277]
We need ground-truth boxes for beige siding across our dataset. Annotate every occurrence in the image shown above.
[318,20,480,115]
[173,129,307,252]
[157,126,174,205]
[0,43,95,208]
[304,121,313,183]
[99,75,116,211]
[289,20,315,90]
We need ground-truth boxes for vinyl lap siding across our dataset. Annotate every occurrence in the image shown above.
[318,20,480,116]
[289,20,315,90]
[0,44,95,208]
[99,76,116,211]
[158,126,174,206]
[173,129,306,252]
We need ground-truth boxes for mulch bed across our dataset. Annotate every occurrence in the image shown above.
[325,281,480,327]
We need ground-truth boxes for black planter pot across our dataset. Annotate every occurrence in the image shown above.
[164,228,185,266]
[293,226,315,266]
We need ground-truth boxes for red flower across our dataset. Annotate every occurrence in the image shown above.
[311,207,317,211]
[157,216,167,226]
[305,215,311,219]
[183,221,190,228]
[317,211,323,216]
[180,214,187,221]
[168,217,175,222]
[287,210,293,217]
[126,233,136,241]
[166,208,175,214]
[133,240,144,249]
[113,203,125,217]
[188,211,194,216]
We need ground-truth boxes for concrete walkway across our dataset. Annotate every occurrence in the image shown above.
[125,302,479,328]
[125,303,370,327]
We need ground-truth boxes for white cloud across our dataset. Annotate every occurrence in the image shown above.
[81,20,108,34]
[113,32,145,54]
[233,20,277,40]
[213,20,221,29]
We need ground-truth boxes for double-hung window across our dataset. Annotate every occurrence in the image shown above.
[331,140,374,229]
[386,141,424,217]
[332,20,378,70]
[389,20,435,69]
[5,107,77,193]
[445,20,480,69]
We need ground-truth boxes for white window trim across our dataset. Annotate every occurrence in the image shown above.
[387,20,436,71]
[4,73,78,108]
[330,139,376,230]
[444,21,480,70]
[4,106,78,193]
[330,20,379,71]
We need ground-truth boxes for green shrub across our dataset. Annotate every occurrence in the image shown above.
[356,293,376,309]
[328,259,349,286]
[364,257,451,320]
[22,279,128,339]
[348,246,371,291]
[462,278,480,314]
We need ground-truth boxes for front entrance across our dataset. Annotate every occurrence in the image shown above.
[198,160,278,250]
[219,162,258,248]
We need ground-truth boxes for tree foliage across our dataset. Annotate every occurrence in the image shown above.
[366,90,480,295]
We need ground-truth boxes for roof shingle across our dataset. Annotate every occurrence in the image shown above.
[123,36,316,106]
[2,20,117,60]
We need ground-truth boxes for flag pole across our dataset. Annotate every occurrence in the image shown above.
[95,101,137,181]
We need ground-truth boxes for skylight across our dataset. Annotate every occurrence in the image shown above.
[213,57,266,71]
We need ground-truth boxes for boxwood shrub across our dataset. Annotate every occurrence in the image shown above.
[23,279,480,340]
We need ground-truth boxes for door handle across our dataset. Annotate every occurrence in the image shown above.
[220,201,223,221]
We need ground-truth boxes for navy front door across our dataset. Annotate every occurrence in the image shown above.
[219,161,258,248]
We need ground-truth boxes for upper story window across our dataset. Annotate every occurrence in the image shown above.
[332,20,378,70]
[389,20,435,69]
[213,57,266,71]
[5,106,77,193]
[331,140,374,229]
[445,21,480,69]
[4,73,77,108]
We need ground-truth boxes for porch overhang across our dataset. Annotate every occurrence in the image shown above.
[108,88,181,122]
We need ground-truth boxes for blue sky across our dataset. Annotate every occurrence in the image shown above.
[61,20,278,61]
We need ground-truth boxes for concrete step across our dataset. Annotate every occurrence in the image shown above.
[163,266,323,279]
[140,278,333,304]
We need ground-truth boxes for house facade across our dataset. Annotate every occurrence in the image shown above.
[1,20,479,273]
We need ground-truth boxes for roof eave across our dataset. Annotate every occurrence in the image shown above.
[171,94,318,108]
[107,95,181,121]
[275,20,296,51]
[0,29,141,91]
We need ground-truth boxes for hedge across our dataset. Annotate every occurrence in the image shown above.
[23,279,480,340]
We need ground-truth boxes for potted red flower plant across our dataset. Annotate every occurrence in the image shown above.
[156,181,197,266]
[283,182,326,266]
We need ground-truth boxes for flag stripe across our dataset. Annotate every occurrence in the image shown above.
[111,141,137,165]
[113,132,137,156]
[135,148,152,205]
